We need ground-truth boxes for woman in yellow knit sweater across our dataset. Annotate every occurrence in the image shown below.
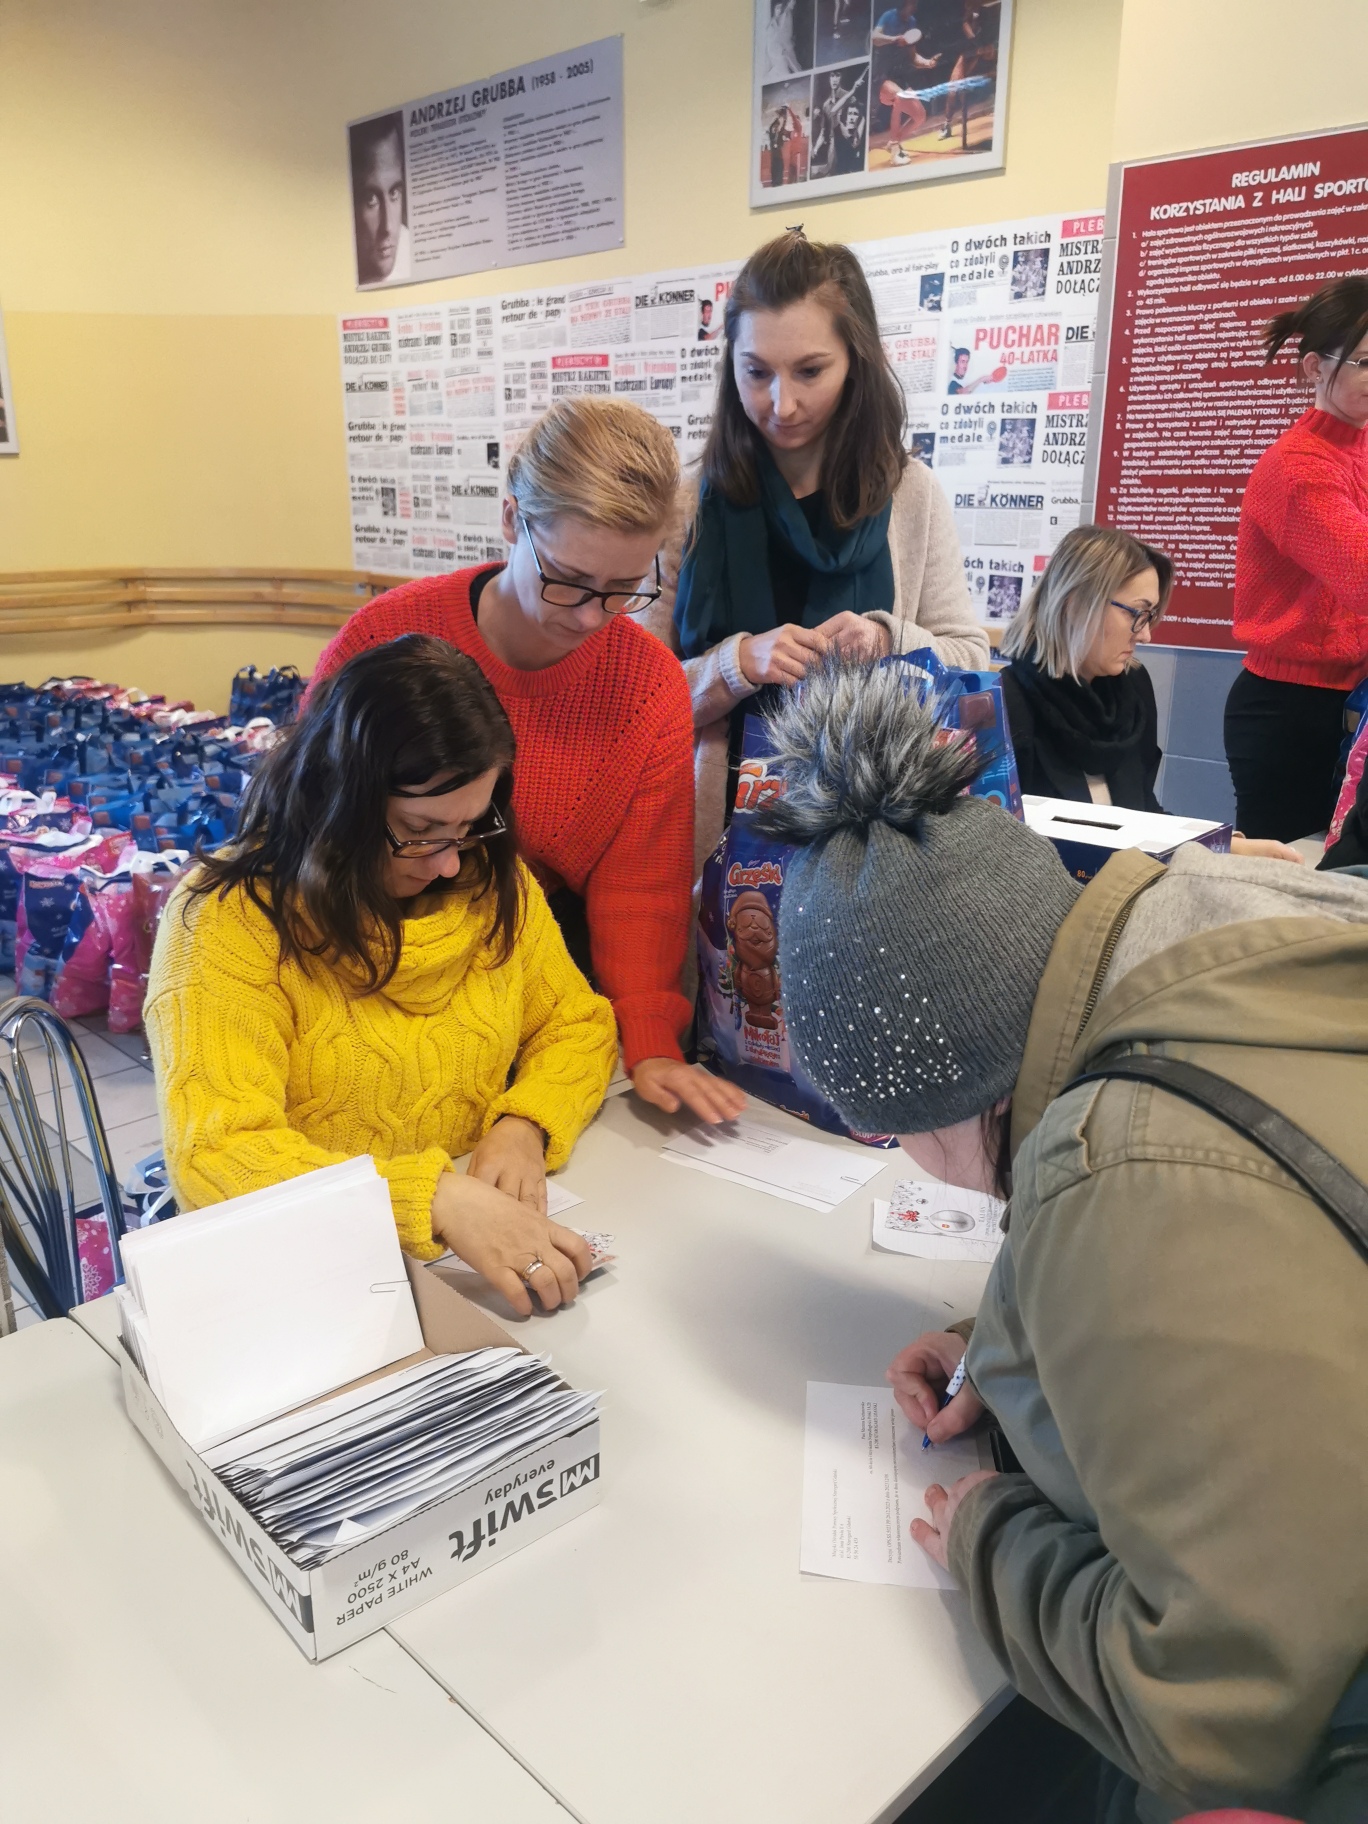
[146,634,618,1315]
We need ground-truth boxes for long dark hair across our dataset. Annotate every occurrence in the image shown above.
[1265,275,1368,395]
[700,230,907,529]
[190,634,521,989]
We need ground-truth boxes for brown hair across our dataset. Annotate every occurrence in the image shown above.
[1000,524,1173,681]
[506,395,680,537]
[189,635,521,990]
[700,231,907,529]
[1265,276,1368,395]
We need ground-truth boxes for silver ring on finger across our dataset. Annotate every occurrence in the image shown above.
[520,1256,546,1286]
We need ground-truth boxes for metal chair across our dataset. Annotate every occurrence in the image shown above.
[0,997,126,1327]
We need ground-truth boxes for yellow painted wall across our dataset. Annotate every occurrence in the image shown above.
[1113,0,1368,164]
[0,0,1123,556]
[0,0,1361,705]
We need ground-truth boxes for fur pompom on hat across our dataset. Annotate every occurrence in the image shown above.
[754,656,1080,1135]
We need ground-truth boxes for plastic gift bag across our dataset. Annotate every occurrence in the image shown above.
[1339,675,1368,768]
[0,847,20,972]
[695,650,1022,1140]
[107,853,189,1033]
[11,831,130,1003]
[123,1149,178,1229]
[75,1207,119,1301]
[1328,712,1368,852]
[51,866,140,1020]
[17,872,84,1000]
[229,664,306,727]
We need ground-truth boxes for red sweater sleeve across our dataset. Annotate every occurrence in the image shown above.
[1249,443,1368,618]
[581,663,695,1069]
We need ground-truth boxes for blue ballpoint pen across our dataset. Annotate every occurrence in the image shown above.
[921,1356,968,1450]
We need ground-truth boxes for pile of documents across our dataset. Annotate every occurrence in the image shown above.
[662,1113,887,1212]
[206,1348,600,1568]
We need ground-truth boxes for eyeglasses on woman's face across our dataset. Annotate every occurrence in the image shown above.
[521,515,662,615]
[1109,598,1160,636]
[383,803,507,859]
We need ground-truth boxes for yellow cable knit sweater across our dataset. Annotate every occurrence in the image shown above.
[145,866,617,1259]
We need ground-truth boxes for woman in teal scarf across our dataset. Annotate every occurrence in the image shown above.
[640,230,989,875]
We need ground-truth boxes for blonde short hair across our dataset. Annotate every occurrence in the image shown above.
[1000,524,1173,680]
[505,396,680,538]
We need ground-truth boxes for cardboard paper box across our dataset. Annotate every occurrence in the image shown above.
[1023,794,1231,883]
[119,1256,602,1661]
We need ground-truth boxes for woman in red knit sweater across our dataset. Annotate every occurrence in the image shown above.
[1225,277,1368,840]
[314,397,746,1131]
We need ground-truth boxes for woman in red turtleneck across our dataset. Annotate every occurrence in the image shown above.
[314,397,746,1138]
[1224,277,1368,841]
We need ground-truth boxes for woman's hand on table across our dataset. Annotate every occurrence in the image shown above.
[739,622,830,687]
[430,1168,590,1317]
[818,611,892,663]
[468,1114,548,1214]
[1230,833,1305,864]
[911,1471,1000,1570]
[886,1330,985,1443]
[632,1057,747,1125]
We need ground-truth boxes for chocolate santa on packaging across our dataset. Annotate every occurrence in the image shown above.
[694,650,1023,1143]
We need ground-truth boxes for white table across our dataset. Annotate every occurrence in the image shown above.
[388,1093,1007,1824]
[0,1317,571,1823]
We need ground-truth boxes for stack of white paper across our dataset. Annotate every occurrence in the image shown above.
[116,1157,424,1452]
[662,1115,887,1212]
[872,1178,1006,1264]
[207,1348,601,1568]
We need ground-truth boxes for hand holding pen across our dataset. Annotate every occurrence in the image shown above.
[921,1357,967,1449]
[886,1330,986,1447]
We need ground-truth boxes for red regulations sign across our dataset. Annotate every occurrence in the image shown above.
[1093,125,1368,649]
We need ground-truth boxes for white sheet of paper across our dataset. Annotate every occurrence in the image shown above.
[872,1180,1006,1264]
[546,1180,583,1217]
[118,1157,423,1452]
[662,1151,833,1212]
[662,1117,887,1211]
[800,1382,983,1591]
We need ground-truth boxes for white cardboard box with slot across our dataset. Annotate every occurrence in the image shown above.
[1023,793,1231,883]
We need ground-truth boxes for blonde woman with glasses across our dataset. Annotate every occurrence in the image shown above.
[314,396,745,1131]
[1000,525,1301,860]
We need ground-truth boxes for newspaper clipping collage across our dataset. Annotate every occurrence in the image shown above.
[338,207,1103,630]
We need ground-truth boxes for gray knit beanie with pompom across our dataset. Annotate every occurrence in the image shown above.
[755,656,1081,1135]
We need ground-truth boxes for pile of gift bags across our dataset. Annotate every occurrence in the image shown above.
[0,668,303,1031]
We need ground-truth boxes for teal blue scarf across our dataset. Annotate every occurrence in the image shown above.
[673,451,895,659]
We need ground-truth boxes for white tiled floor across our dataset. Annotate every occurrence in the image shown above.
[0,975,161,1332]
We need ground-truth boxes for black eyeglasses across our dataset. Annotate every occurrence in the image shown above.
[521,515,662,615]
[1109,599,1161,635]
[383,804,507,859]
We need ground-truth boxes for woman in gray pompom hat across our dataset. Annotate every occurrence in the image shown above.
[756,655,1080,1187]
[757,656,1368,1824]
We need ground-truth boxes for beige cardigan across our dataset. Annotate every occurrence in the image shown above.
[634,460,991,877]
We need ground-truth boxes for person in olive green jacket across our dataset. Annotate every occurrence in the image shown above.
[756,657,1368,1824]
